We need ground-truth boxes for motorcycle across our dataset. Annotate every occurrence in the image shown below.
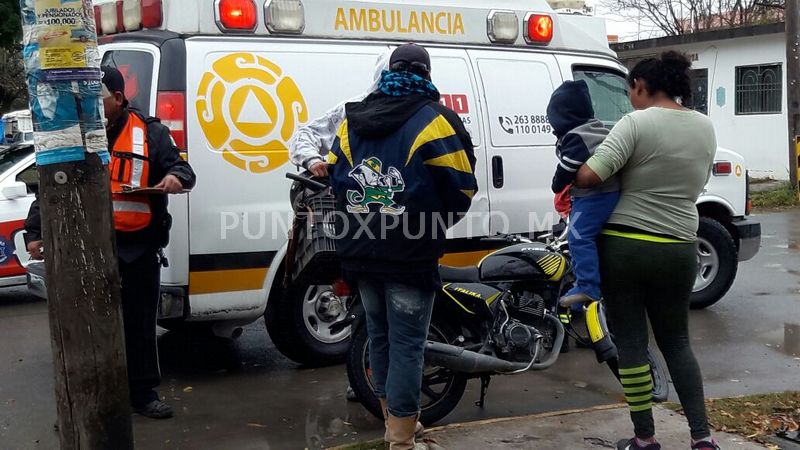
[344,221,670,426]
[285,172,669,425]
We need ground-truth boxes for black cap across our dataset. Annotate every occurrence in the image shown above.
[101,66,125,96]
[389,44,431,74]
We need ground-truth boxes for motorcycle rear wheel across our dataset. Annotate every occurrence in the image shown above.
[346,319,468,426]
[606,346,670,403]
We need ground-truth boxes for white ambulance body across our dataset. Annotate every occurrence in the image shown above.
[90,0,760,364]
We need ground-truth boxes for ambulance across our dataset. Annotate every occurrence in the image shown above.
[86,0,760,365]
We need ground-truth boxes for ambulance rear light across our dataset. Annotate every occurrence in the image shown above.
[265,0,305,34]
[140,0,163,28]
[94,6,102,35]
[524,13,553,44]
[215,0,258,32]
[487,10,518,44]
[713,161,732,176]
[156,91,186,150]
[99,2,120,35]
[122,0,142,31]
[95,0,162,35]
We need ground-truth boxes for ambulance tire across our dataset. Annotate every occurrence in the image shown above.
[266,283,349,367]
[690,217,738,310]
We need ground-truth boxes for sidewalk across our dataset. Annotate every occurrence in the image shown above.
[330,404,767,450]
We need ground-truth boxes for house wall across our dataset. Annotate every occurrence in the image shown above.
[617,33,789,180]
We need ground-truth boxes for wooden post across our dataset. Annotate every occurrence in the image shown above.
[19,0,134,448]
[786,0,800,191]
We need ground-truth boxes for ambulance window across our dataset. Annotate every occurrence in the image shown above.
[101,50,154,113]
[478,59,556,147]
[573,68,633,127]
[429,56,480,146]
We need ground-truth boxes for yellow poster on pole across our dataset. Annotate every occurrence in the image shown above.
[34,0,100,81]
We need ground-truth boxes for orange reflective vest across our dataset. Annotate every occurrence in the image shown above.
[110,113,152,232]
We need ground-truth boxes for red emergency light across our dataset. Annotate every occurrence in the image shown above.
[216,0,258,31]
[525,13,553,44]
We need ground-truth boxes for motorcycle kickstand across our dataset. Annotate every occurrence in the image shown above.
[475,375,492,408]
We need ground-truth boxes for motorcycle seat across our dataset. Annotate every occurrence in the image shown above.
[439,265,481,283]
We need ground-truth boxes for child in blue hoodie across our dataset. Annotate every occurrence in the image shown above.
[547,80,620,305]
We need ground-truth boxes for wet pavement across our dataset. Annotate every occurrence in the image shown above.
[1,210,799,450]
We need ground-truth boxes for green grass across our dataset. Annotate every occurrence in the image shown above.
[750,182,800,209]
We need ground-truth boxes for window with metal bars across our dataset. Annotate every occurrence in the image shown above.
[735,64,782,115]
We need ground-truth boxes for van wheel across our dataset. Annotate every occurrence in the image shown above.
[690,217,738,309]
[266,283,351,366]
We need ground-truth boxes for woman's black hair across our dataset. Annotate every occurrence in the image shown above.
[628,51,692,102]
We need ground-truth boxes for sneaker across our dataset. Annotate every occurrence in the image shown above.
[691,439,720,450]
[617,438,661,450]
[133,400,175,419]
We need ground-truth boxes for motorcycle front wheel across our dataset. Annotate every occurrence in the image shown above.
[346,319,468,426]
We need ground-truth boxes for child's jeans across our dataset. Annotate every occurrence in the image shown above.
[566,191,621,300]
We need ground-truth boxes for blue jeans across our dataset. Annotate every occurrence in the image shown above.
[357,277,435,418]
[567,191,620,300]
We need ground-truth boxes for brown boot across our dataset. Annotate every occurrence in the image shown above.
[387,413,434,450]
[380,399,424,441]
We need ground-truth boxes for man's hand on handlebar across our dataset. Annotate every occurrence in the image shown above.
[309,161,328,178]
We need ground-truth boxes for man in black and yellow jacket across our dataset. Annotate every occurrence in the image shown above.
[328,44,477,450]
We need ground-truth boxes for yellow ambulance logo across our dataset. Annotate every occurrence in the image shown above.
[196,53,308,173]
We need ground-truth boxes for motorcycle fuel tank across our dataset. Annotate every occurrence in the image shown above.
[479,243,568,283]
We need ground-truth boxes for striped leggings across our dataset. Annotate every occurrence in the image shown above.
[598,233,711,440]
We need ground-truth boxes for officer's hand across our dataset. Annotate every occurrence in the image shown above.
[27,240,43,260]
[155,174,183,194]
[309,161,328,178]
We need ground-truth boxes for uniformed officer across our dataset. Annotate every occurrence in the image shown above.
[24,66,196,419]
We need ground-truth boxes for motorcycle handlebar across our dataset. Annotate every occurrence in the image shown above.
[286,172,328,190]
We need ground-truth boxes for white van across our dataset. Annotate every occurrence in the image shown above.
[89,0,760,365]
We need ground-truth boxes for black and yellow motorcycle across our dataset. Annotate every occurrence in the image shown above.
[344,225,670,425]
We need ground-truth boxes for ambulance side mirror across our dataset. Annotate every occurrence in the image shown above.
[2,181,29,200]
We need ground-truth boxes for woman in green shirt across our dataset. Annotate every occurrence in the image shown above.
[577,51,718,450]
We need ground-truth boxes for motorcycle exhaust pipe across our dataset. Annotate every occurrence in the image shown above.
[424,341,531,374]
[424,315,566,374]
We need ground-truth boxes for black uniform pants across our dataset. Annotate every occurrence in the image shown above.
[119,251,162,407]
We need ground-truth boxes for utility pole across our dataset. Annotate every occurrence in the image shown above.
[786,0,800,191]
[19,0,133,448]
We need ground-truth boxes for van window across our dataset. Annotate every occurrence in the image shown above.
[478,59,556,147]
[573,68,632,127]
[101,50,154,113]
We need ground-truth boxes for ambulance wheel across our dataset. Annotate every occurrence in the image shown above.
[690,217,738,309]
[267,282,351,366]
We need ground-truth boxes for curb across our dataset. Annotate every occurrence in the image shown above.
[326,403,626,450]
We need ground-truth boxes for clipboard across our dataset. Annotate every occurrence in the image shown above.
[117,185,192,194]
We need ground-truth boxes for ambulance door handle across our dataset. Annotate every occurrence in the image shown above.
[492,156,504,188]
